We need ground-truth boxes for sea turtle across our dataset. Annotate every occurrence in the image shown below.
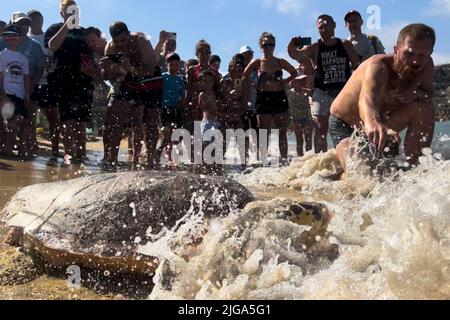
[0,172,255,278]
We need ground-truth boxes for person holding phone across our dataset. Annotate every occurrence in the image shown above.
[100,21,160,170]
[154,30,185,75]
[288,14,360,154]
[45,0,95,165]
[243,32,298,164]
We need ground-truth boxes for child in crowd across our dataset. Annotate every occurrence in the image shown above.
[155,52,185,166]
[198,70,222,173]
[218,56,246,163]
[209,54,221,72]
[0,24,32,159]
[288,73,314,157]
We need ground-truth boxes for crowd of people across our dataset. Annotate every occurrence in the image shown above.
[0,0,437,177]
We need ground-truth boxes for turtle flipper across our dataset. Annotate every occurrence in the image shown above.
[3,226,24,247]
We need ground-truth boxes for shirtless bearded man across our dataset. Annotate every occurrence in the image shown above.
[329,23,436,178]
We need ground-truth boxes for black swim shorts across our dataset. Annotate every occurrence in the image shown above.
[329,114,354,148]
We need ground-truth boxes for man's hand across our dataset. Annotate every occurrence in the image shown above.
[289,36,304,50]
[159,30,169,43]
[364,119,389,153]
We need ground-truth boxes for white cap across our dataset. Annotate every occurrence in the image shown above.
[239,45,254,54]
[11,12,31,24]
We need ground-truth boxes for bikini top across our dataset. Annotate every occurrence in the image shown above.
[257,58,283,87]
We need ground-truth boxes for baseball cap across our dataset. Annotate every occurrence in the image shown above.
[239,45,254,54]
[344,10,362,22]
[2,24,21,36]
[11,12,31,24]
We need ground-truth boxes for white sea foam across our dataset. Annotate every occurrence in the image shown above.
[138,128,450,300]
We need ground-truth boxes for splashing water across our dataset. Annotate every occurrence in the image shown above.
[137,129,450,300]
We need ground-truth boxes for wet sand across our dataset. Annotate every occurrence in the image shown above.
[0,137,299,300]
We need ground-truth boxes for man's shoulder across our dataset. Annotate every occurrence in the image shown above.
[364,55,392,75]
[46,23,64,32]
[25,37,43,50]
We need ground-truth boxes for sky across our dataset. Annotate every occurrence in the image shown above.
[2,0,450,73]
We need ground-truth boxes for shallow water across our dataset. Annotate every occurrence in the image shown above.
[0,122,449,300]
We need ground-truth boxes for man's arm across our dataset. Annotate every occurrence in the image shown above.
[137,35,158,78]
[47,22,70,52]
[287,37,314,64]
[100,41,125,81]
[279,58,299,83]
[154,31,168,61]
[359,62,390,151]
[342,40,361,70]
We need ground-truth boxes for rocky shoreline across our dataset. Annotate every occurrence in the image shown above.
[434,64,450,121]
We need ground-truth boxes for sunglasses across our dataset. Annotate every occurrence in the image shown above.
[262,43,275,49]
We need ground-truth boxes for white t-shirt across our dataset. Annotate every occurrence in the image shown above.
[29,33,52,85]
[0,49,30,99]
[349,33,385,62]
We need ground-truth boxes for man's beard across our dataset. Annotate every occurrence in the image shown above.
[393,60,421,82]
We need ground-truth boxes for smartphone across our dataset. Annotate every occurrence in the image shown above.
[299,37,312,46]
[166,32,177,40]
[107,53,124,64]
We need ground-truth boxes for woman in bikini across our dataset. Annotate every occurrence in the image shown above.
[243,32,298,164]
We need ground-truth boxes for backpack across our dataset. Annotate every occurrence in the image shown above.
[367,35,382,54]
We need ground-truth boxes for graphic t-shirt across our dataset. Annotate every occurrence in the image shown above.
[314,38,352,92]
[0,49,30,99]
[162,72,185,108]
[0,37,44,79]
